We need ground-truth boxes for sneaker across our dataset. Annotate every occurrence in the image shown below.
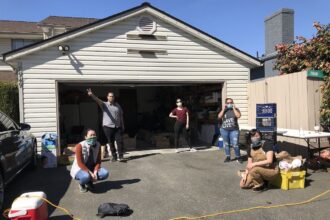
[252,184,268,192]
[117,157,126,162]
[189,148,197,152]
[224,157,231,163]
[110,157,117,162]
[175,149,179,153]
[236,157,243,164]
[78,184,87,193]
[86,182,94,190]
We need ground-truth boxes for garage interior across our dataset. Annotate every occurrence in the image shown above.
[58,82,223,151]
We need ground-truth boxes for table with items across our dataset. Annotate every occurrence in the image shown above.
[282,130,330,159]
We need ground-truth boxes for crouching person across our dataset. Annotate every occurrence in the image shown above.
[70,129,109,193]
[240,129,279,192]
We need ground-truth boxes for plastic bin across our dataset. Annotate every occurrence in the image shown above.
[41,133,58,168]
[8,192,48,220]
[272,170,306,190]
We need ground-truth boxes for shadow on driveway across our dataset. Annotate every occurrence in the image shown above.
[91,178,141,194]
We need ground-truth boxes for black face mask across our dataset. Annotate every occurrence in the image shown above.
[251,137,262,148]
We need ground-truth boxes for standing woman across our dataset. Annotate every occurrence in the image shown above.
[169,98,196,153]
[218,98,242,163]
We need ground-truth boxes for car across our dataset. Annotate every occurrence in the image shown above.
[0,110,37,209]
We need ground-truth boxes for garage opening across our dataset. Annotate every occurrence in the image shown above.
[58,82,224,152]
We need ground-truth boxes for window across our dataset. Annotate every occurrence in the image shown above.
[0,112,16,131]
[0,121,6,132]
[11,39,39,50]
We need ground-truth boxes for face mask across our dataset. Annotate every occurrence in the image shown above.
[226,104,233,109]
[176,102,182,107]
[251,137,262,148]
[86,137,97,146]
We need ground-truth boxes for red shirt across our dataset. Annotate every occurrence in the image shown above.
[171,107,189,123]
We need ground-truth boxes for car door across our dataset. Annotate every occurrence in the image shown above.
[0,113,20,183]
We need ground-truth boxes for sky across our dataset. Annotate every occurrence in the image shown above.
[0,0,329,57]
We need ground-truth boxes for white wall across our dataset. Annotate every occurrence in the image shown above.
[19,13,251,145]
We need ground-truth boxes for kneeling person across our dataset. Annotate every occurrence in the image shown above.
[70,129,109,192]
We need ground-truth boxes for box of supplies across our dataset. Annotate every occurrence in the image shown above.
[272,170,306,190]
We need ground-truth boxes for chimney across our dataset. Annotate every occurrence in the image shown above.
[264,8,294,77]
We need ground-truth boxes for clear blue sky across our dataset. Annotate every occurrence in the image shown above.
[1,0,329,57]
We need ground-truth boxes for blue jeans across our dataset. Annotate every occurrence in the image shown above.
[220,128,240,158]
[75,168,109,185]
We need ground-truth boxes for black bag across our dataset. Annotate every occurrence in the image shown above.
[96,203,133,218]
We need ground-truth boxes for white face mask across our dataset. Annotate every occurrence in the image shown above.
[176,102,182,107]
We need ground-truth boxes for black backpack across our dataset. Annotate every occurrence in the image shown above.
[96,203,133,218]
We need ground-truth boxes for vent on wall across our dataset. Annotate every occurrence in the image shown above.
[137,16,156,35]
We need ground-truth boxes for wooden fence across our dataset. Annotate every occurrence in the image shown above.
[247,70,326,150]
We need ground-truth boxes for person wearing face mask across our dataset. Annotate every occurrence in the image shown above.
[70,129,109,193]
[169,98,196,153]
[239,129,279,192]
[87,88,125,162]
[218,98,242,163]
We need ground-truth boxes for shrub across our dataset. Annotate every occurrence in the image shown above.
[0,82,19,122]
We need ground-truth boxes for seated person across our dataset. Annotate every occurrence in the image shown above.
[240,129,279,192]
[70,128,109,193]
[320,148,330,160]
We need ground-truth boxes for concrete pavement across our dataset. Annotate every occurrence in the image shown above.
[5,148,330,220]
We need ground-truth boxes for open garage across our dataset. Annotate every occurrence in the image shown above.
[58,82,223,150]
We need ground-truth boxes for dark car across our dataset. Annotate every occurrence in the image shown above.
[0,110,37,209]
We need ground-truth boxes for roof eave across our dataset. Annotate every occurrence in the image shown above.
[3,3,261,67]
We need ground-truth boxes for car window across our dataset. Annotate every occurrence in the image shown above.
[0,112,17,131]
[0,121,6,132]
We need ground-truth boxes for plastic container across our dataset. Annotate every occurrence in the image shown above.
[218,136,223,149]
[41,133,58,168]
[9,192,48,220]
[272,170,306,190]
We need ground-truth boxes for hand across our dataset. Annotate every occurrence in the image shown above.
[186,124,189,129]
[93,170,98,180]
[222,103,227,111]
[86,88,93,96]
[89,171,97,181]
[246,162,255,170]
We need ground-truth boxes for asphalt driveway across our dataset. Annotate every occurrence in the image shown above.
[5,148,330,220]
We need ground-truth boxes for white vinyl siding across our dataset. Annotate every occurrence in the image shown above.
[19,13,251,144]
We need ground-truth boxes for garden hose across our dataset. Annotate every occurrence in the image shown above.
[169,188,330,220]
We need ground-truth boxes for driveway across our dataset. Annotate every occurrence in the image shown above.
[5,148,330,220]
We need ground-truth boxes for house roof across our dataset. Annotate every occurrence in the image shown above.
[0,20,42,34]
[38,16,98,28]
[2,2,261,66]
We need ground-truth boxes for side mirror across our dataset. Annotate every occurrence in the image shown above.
[19,123,31,131]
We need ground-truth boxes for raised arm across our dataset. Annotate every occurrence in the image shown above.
[218,103,226,119]
[87,88,103,107]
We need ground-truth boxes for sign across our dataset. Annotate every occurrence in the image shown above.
[307,70,325,79]
[256,103,277,118]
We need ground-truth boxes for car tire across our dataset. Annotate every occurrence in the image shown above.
[0,173,4,211]
[28,142,38,170]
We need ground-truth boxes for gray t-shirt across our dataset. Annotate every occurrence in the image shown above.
[102,102,123,128]
[221,108,239,131]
